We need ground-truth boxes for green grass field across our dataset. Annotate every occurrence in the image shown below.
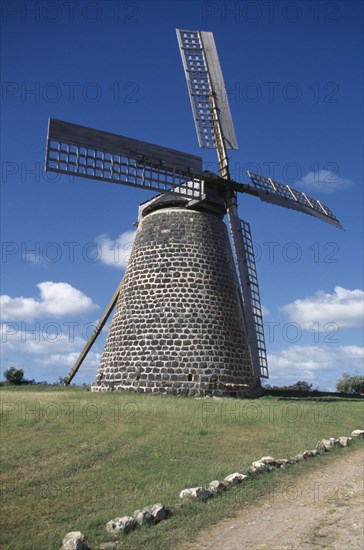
[1,387,363,549]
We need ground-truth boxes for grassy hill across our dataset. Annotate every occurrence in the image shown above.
[1,387,363,549]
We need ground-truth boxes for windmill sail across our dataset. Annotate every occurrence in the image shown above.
[239,220,268,378]
[176,29,238,150]
[248,172,343,229]
[45,118,205,199]
[227,209,268,379]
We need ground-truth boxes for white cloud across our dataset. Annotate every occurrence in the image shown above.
[295,169,353,194]
[96,230,136,269]
[36,351,101,368]
[267,345,364,390]
[0,282,98,322]
[36,352,81,366]
[1,324,87,354]
[280,286,364,329]
[1,322,103,382]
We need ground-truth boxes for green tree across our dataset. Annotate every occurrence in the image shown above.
[336,372,364,394]
[4,367,25,385]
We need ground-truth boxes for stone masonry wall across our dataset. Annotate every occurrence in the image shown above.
[91,207,258,396]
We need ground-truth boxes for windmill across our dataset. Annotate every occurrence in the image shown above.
[45,29,343,395]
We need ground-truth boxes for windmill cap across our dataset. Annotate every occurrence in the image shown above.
[139,184,226,219]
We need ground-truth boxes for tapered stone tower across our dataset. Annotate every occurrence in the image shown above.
[91,191,259,396]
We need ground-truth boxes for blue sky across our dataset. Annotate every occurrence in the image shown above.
[1,0,363,390]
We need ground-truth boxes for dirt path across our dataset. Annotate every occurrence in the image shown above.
[185,447,364,550]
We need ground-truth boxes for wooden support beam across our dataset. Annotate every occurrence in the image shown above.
[64,280,123,385]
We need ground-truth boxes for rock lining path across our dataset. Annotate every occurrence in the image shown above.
[184,446,363,550]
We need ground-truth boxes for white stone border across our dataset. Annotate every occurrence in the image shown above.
[62,429,363,549]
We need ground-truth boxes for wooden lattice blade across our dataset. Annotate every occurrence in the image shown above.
[45,119,205,199]
[176,29,238,150]
[248,172,344,230]
[239,219,269,379]
[227,205,268,379]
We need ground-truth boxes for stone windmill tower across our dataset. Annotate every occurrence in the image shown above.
[45,30,343,396]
